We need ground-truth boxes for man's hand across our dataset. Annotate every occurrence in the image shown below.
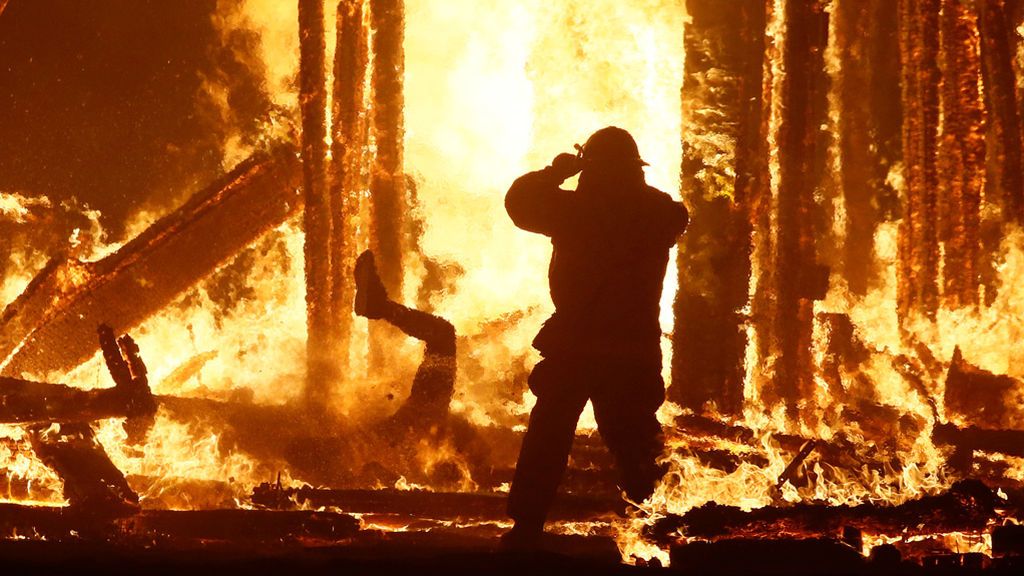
[549,153,583,181]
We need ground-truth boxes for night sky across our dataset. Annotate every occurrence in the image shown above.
[0,0,275,241]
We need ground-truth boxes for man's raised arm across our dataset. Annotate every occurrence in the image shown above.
[505,153,581,236]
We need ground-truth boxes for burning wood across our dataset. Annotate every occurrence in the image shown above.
[671,0,765,416]
[368,0,408,297]
[251,483,617,523]
[944,347,1024,430]
[0,325,154,430]
[28,422,138,514]
[328,0,371,375]
[299,0,336,409]
[0,145,302,378]
[646,479,999,544]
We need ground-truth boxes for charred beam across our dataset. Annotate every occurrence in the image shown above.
[898,0,942,319]
[943,346,1024,430]
[329,0,371,373]
[671,0,765,416]
[834,0,901,294]
[0,145,302,378]
[978,0,1024,302]
[368,0,407,296]
[647,479,997,544]
[299,0,335,408]
[1,325,155,439]
[0,506,360,543]
[938,0,985,308]
[251,485,617,522]
[28,422,138,513]
[768,0,829,419]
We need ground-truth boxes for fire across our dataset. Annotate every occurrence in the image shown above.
[2,1,1024,570]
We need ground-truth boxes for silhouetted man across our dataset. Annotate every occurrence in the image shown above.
[503,126,688,545]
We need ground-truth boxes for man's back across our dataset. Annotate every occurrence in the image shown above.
[506,169,687,362]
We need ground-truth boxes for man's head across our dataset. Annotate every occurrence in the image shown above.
[578,126,647,191]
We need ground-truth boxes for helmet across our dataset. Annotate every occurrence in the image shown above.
[579,126,648,167]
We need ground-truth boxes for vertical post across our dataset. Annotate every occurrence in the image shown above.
[330,0,370,372]
[368,0,406,297]
[898,0,941,320]
[978,0,1024,302]
[937,0,985,309]
[834,0,901,295]
[671,0,766,417]
[771,0,829,420]
[299,0,334,408]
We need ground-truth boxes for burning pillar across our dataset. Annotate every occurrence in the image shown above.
[299,0,335,408]
[978,0,1024,302]
[834,0,901,296]
[671,0,766,416]
[768,0,830,418]
[898,0,942,320]
[937,0,985,309]
[330,0,371,372]
[368,0,407,297]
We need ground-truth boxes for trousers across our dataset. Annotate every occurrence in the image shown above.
[507,355,666,526]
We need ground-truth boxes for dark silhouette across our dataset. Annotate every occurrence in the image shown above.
[354,250,456,425]
[503,126,688,546]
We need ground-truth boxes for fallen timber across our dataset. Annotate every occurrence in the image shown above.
[1,325,154,510]
[251,484,618,522]
[0,143,303,378]
[0,504,359,544]
[645,479,999,545]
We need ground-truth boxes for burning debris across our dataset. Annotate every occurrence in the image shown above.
[2,0,1024,573]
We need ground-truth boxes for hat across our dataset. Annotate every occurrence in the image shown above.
[580,126,648,167]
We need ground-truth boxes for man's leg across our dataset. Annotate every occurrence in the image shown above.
[355,251,456,421]
[507,359,589,537]
[591,364,666,504]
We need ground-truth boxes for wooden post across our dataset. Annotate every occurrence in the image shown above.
[834,0,901,295]
[937,0,985,309]
[329,0,370,372]
[671,0,766,416]
[368,0,406,297]
[769,0,830,419]
[299,0,334,408]
[978,0,1024,302]
[897,0,942,320]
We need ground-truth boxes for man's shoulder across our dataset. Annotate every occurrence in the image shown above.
[640,185,682,207]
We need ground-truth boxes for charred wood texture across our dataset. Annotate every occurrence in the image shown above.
[28,422,139,513]
[0,146,302,378]
[938,0,985,308]
[671,0,765,416]
[978,0,1024,301]
[251,485,617,522]
[329,0,371,373]
[647,479,997,544]
[943,347,1024,430]
[0,506,359,544]
[834,0,901,295]
[299,0,335,408]
[898,0,942,319]
[369,0,407,296]
[765,0,829,419]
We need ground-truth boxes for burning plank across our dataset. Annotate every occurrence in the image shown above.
[898,0,942,319]
[671,0,765,417]
[0,144,302,378]
[0,325,155,429]
[299,0,336,408]
[646,479,998,544]
[251,484,617,522]
[943,347,1024,430]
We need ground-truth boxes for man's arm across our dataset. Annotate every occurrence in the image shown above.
[505,154,581,236]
